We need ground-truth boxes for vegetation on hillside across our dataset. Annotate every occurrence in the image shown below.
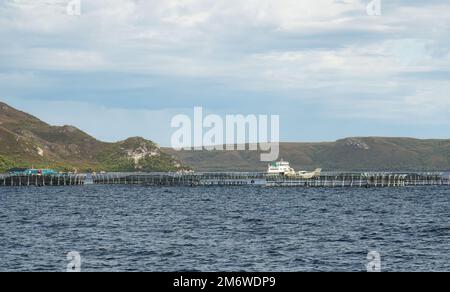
[0,102,187,173]
[166,137,450,172]
[2,101,449,173]
[0,155,14,172]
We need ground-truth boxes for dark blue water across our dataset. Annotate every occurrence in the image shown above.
[0,186,449,272]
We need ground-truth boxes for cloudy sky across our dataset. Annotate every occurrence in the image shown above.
[1,0,449,145]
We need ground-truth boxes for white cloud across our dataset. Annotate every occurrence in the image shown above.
[3,48,109,71]
[1,0,450,140]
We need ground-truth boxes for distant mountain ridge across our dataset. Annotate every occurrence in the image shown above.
[0,102,186,172]
[164,137,450,172]
[2,101,449,173]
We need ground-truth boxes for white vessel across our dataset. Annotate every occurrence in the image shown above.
[267,160,322,179]
[267,160,296,176]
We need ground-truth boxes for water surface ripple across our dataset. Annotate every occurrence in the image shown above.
[0,186,449,272]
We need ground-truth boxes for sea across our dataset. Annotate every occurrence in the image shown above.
[0,185,449,272]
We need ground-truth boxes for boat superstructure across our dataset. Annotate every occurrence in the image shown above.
[267,160,321,178]
[267,160,296,176]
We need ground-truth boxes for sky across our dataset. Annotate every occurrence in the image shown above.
[0,0,449,145]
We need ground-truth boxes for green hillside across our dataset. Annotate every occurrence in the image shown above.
[2,101,449,173]
[0,102,186,173]
[165,137,450,172]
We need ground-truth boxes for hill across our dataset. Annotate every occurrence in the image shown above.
[0,102,186,173]
[164,137,450,171]
[2,101,449,173]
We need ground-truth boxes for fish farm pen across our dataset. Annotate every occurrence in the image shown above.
[91,172,450,188]
[0,174,86,187]
[0,172,449,188]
